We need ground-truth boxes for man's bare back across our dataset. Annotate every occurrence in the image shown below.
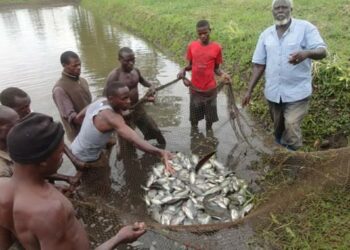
[2,106,147,250]
[12,177,89,250]
[0,178,15,249]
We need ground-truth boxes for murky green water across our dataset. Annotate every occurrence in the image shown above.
[0,3,269,249]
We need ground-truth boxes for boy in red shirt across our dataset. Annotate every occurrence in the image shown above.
[178,20,230,131]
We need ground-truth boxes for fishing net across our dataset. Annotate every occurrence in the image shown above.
[66,79,349,249]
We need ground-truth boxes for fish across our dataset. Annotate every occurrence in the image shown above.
[144,153,254,225]
[171,213,186,225]
[230,209,239,221]
[197,213,211,224]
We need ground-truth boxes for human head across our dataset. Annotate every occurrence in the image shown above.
[7,113,65,175]
[0,87,31,118]
[0,106,19,150]
[105,81,130,111]
[118,47,135,73]
[272,0,293,26]
[60,51,81,77]
[196,20,211,45]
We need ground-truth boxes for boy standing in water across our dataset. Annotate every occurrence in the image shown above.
[178,20,230,132]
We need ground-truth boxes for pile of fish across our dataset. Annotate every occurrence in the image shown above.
[143,152,254,226]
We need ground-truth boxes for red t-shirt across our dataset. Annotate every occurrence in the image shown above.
[186,40,223,91]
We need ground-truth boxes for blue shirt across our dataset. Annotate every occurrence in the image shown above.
[252,19,326,103]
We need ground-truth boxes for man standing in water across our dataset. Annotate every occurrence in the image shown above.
[178,20,230,132]
[0,87,31,119]
[105,47,166,146]
[53,51,92,142]
[242,0,327,150]
[0,112,145,249]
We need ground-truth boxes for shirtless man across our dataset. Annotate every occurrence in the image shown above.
[105,47,166,146]
[1,112,145,249]
[0,87,31,119]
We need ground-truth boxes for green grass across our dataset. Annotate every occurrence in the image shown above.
[259,187,350,249]
[81,0,350,149]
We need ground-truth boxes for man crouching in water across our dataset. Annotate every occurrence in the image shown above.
[71,81,173,173]
[1,113,145,249]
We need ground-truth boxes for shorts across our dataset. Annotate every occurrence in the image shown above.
[189,91,218,124]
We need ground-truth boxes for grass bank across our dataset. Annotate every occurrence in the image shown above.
[82,0,350,150]
[253,148,350,249]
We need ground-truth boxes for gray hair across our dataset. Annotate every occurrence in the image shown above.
[272,0,293,9]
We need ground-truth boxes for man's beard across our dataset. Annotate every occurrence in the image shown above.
[274,16,291,26]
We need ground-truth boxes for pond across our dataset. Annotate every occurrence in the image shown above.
[0,2,269,249]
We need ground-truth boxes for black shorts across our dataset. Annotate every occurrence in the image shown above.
[189,91,218,124]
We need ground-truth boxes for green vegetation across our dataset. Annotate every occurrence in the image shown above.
[260,187,350,249]
[82,0,350,149]
[251,149,350,249]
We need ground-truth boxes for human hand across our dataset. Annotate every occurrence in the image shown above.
[149,85,156,95]
[241,91,252,107]
[182,78,191,87]
[221,72,231,84]
[55,183,76,196]
[177,69,186,79]
[160,150,175,174]
[68,171,82,187]
[146,96,156,103]
[115,222,146,244]
[288,51,309,65]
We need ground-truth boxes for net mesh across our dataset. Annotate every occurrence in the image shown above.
[68,82,349,249]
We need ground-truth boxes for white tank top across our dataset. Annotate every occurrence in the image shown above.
[71,98,113,162]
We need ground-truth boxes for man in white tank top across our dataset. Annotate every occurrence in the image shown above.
[71,81,174,173]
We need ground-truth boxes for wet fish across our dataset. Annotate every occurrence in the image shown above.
[144,153,254,226]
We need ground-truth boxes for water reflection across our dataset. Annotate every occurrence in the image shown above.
[73,7,160,91]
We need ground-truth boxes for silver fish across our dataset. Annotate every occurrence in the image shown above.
[230,209,239,221]
[189,171,196,184]
[182,203,194,220]
[170,212,186,225]
[197,213,211,224]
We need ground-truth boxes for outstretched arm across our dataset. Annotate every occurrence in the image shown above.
[242,63,266,107]
[105,111,173,172]
[96,222,146,250]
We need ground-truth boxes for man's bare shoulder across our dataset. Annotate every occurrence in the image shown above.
[0,178,14,206]
[106,68,121,82]
[13,184,88,249]
[99,108,124,124]
[0,178,14,228]
[14,184,71,222]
